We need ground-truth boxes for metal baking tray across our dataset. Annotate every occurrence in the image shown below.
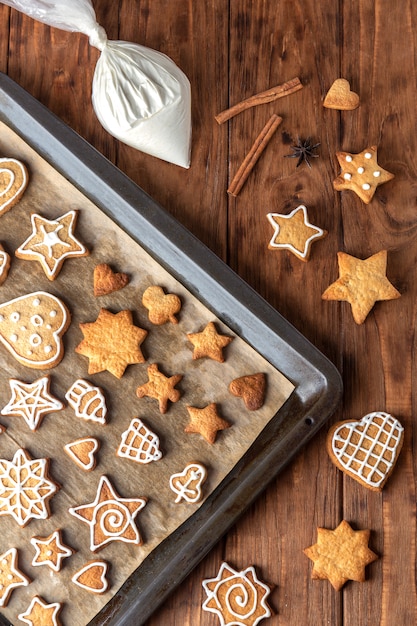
[0,72,342,625]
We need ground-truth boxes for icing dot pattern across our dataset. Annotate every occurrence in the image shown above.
[334,146,395,204]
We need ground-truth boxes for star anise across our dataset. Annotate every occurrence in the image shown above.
[285,136,320,168]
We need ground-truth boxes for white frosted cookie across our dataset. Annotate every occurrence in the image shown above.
[0,157,28,218]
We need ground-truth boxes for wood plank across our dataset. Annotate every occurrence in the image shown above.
[0,6,10,74]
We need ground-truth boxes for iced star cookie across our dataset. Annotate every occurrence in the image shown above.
[327,411,404,491]
[0,157,28,217]
[30,529,74,572]
[0,448,58,526]
[65,379,107,424]
[323,78,360,110]
[229,373,266,410]
[169,462,207,503]
[304,520,378,590]
[69,475,147,551]
[136,363,182,413]
[18,595,62,626]
[322,250,400,324]
[267,205,327,261]
[0,291,71,369]
[72,560,109,594]
[64,437,100,471]
[1,376,64,431]
[0,244,11,285]
[202,561,272,626]
[333,146,394,203]
[185,403,231,444]
[117,417,163,464]
[0,548,30,607]
[142,285,182,325]
[187,322,234,362]
[75,308,148,378]
[94,263,129,296]
[16,210,89,280]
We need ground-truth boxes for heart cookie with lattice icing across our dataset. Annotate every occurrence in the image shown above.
[0,158,28,217]
[326,411,404,491]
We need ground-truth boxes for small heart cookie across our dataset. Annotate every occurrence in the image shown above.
[326,411,404,491]
[93,263,129,296]
[72,561,109,594]
[229,373,266,410]
[323,78,360,110]
[0,158,28,217]
[64,437,100,471]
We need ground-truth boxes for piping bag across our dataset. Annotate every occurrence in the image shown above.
[2,0,192,168]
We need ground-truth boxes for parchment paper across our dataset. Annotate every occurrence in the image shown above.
[0,122,294,625]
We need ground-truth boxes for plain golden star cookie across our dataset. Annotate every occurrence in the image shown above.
[185,403,231,444]
[0,244,11,285]
[93,263,129,296]
[304,520,378,590]
[75,308,148,378]
[323,78,360,110]
[187,321,234,362]
[267,205,327,261]
[229,373,266,410]
[16,209,89,280]
[202,561,272,626]
[18,595,62,626]
[1,376,64,431]
[142,285,182,324]
[136,363,182,413]
[0,157,28,217]
[0,548,30,607]
[333,146,394,203]
[322,250,400,324]
[326,411,404,491]
[30,529,74,572]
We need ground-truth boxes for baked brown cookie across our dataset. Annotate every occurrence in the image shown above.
[93,263,129,296]
[185,403,231,444]
[136,363,182,413]
[187,322,233,362]
[229,373,266,410]
[142,285,181,324]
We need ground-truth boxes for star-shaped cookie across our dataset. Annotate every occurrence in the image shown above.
[1,376,64,431]
[69,475,147,551]
[75,308,148,378]
[136,363,182,413]
[333,146,394,203]
[267,205,326,261]
[187,322,233,362]
[0,548,30,607]
[304,520,378,590]
[16,210,89,280]
[30,529,74,572]
[322,250,400,324]
[185,403,231,444]
[18,595,62,626]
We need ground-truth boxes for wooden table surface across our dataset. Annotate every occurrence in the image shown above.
[1,1,416,625]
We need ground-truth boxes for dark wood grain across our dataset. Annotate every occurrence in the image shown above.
[2,1,417,625]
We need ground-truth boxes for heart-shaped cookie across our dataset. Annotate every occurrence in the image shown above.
[169,462,207,503]
[229,373,266,410]
[93,263,129,296]
[323,78,360,110]
[0,158,28,217]
[142,285,181,325]
[326,411,404,491]
[64,437,100,471]
[72,561,109,594]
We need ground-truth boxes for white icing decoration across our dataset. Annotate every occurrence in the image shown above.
[357,166,364,174]
[0,548,29,607]
[0,316,3,322]
[345,155,353,162]
[1,376,64,431]
[362,183,371,190]
[65,379,107,424]
[31,314,44,326]
[10,334,17,343]
[169,463,207,503]
[117,418,162,464]
[44,345,53,354]
[33,298,40,306]
[18,596,62,625]
[0,158,28,215]
[10,312,19,323]
[267,205,325,259]
[30,530,73,572]
[64,437,99,471]
[71,561,109,593]
[50,310,57,317]
[373,170,381,177]
[30,334,42,346]
[331,411,404,488]
[364,152,372,158]
[343,173,352,180]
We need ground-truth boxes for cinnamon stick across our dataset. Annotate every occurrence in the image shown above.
[215,77,302,124]
[227,114,282,197]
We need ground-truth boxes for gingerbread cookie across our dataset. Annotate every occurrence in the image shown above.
[1,376,64,431]
[333,146,394,203]
[327,411,404,491]
[202,561,272,626]
[0,291,71,369]
[31,529,74,572]
[229,373,266,410]
[0,244,11,285]
[117,417,163,464]
[322,250,400,324]
[16,209,89,280]
[0,548,30,607]
[185,403,231,444]
[18,595,62,626]
[0,448,58,527]
[323,78,360,110]
[72,560,109,594]
[136,363,182,413]
[142,285,182,325]
[69,475,147,551]
[64,437,100,471]
[75,308,148,378]
[304,520,378,590]
[169,462,207,503]
[65,379,107,424]
[187,322,234,362]
[0,157,28,217]
[267,205,327,261]
[93,263,129,296]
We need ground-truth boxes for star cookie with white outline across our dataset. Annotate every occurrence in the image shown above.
[30,529,74,572]
[267,205,327,261]
[69,475,147,551]
[16,209,89,280]
[333,146,394,203]
[1,376,64,431]
[18,595,62,626]
[0,548,30,607]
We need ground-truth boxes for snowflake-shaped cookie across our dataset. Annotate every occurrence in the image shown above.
[0,448,58,527]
